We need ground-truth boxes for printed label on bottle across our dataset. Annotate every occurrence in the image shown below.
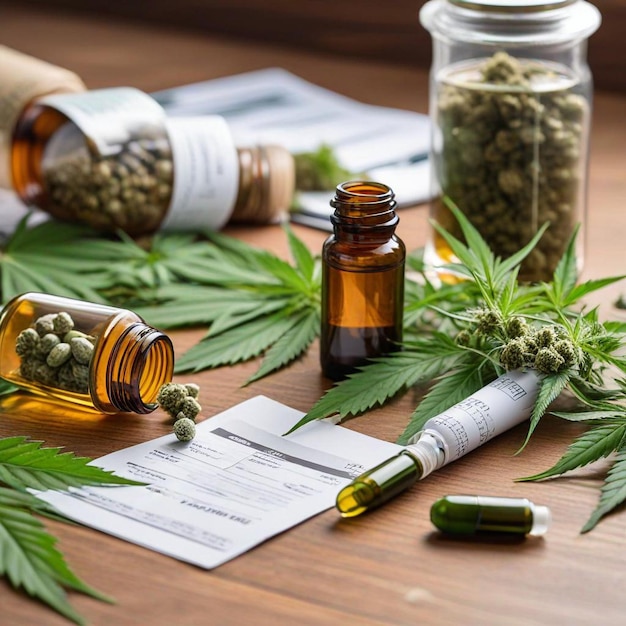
[38,87,165,156]
[162,116,239,231]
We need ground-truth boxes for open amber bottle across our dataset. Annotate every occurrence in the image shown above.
[320,181,405,380]
[0,292,174,414]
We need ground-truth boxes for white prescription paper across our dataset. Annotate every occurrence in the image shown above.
[38,396,401,569]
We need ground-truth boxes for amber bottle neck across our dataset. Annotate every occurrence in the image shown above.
[330,181,398,240]
[105,322,174,414]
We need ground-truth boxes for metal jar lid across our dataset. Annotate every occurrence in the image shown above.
[449,0,577,12]
[420,0,601,46]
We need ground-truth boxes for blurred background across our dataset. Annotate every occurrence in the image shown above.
[2,0,624,93]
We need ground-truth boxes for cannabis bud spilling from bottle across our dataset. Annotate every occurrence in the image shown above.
[0,292,174,414]
[10,87,295,235]
[420,0,601,282]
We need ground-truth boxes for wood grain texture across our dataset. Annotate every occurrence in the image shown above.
[1,5,626,625]
[5,0,626,92]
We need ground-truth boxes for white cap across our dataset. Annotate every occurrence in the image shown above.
[405,430,446,478]
[530,503,552,536]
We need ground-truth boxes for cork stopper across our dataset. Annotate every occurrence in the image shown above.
[0,45,86,189]
[262,144,296,222]
[230,144,295,224]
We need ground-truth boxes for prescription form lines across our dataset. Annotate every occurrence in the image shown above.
[36,397,402,569]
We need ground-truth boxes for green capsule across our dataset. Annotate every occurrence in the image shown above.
[430,495,551,536]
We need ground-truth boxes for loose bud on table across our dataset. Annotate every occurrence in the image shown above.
[156,381,203,442]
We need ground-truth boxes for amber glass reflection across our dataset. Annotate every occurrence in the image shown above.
[320,181,405,380]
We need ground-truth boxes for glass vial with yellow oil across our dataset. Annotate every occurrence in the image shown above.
[430,495,551,537]
[0,292,174,414]
[320,181,405,380]
[10,87,295,236]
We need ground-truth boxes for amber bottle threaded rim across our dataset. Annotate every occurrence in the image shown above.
[330,180,398,230]
[104,322,174,414]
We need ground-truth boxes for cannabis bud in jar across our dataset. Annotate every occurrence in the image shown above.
[11,88,295,236]
[0,292,174,414]
[420,0,601,283]
[43,132,174,234]
[16,311,94,394]
[431,52,587,281]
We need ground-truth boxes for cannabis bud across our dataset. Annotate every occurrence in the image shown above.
[504,316,528,339]
[455,330,472,346]
[16,312,94,393]
[534,347,565,374]
[173,417,196,442]
[499,325,580,375]
[432,51,587,282]
[157,381,202,441]
[500,338,529,371]
[475,309,501,335]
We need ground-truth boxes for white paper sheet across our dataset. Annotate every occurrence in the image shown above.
[38,396,401,569]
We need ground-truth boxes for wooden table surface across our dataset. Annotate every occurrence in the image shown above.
[1,5,626,626]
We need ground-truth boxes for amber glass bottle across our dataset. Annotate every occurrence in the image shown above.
[10,88,294,236]
[0,292,174,414]
[320,181,405,380]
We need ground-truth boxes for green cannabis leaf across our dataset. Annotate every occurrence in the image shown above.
[518,382,626,531]
[0,436,143,624]
[0,216,322,384]
[293,144,365,192]
[1,216,111,303]
[134,225,321,382]
[287,334,466,434]
[0,214,197,306]
[0,436,142,492]
[293,199,626,532]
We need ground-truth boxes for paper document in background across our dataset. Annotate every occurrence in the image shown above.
[38,396,401,570]
[153,68,433,228]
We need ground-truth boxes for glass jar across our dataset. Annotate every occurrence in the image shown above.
[10,87,294,236]
[0,292,174,414]
[420,0,601,282]
[320,181,405,380]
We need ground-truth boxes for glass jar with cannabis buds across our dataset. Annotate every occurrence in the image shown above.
[420,0,601,282]
[0,292,174,414]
